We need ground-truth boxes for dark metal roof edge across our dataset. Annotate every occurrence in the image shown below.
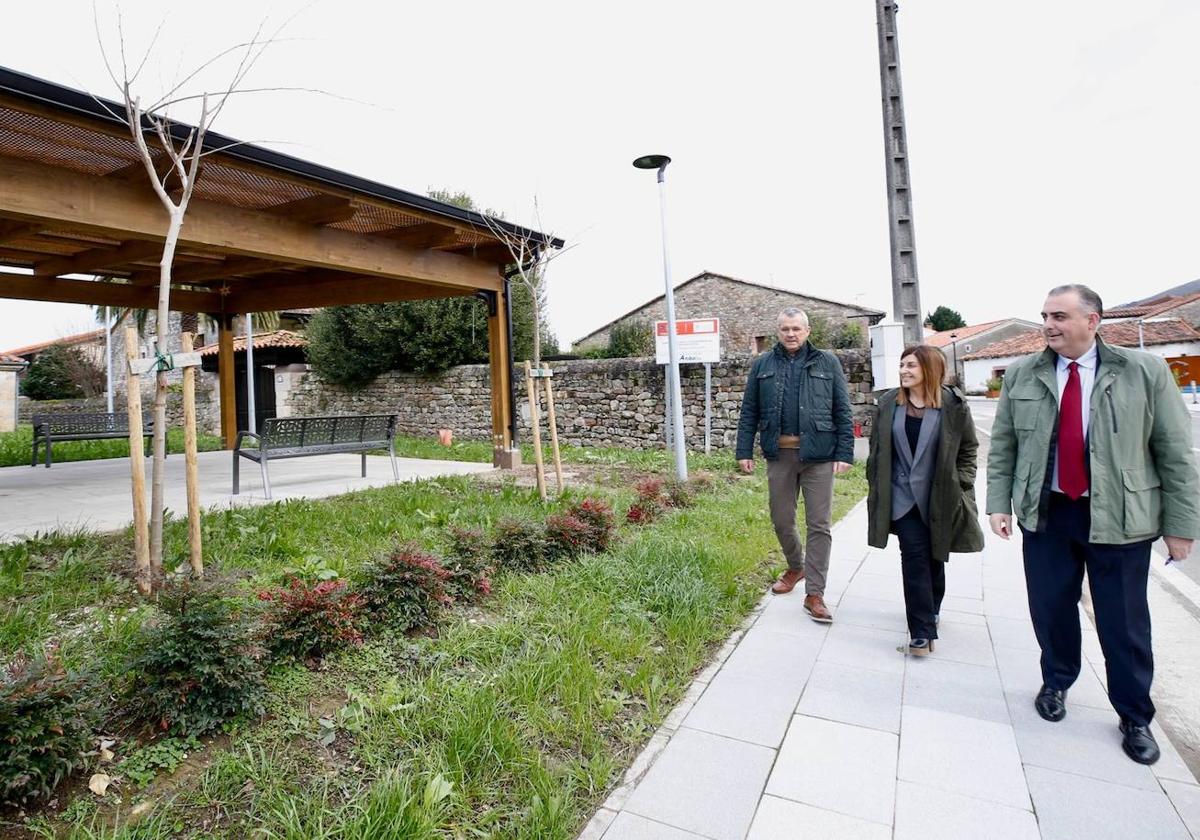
[0,66,564,250]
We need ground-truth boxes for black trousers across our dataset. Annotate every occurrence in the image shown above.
[1021,493,1155,726]
[893,506,945,639]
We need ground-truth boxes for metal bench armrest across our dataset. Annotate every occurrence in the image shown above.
[234,431,262,451]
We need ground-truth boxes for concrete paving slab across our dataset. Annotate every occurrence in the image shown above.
[993,645,1113,710]
[683,665,806,748]
[902,656,1010,725]
[1009,700,1160,790]
[1160,779,1200,839]
[983,588,1032,619]
[816,622,908,676]
[939,593,985,615]
[843,571,905,603]
[935,607,987,627]
[986,615,1041,652]
[1025,765,1191,840]
[766,715,898,826]
[752,595,833,640]
[1153,721,1200,787]
[831,595,909,633]
[927,620,997,668]
[747,795,890,840]
[893,780,1040,840]
[898,706,1030,810]
[601,812,709,840]
[0,451,494,541]
[718,628,821,689]
[796,660,903,734]
[622,728,775,840]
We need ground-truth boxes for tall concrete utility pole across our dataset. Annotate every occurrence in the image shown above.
[875,0,924,347]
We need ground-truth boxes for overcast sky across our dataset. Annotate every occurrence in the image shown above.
[2,0,1197,351]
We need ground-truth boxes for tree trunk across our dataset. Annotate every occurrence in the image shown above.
[149,210,183,582]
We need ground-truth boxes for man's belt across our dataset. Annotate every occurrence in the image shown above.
[778,435,801,449]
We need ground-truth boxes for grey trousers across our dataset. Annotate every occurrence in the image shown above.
[767,451,834,596]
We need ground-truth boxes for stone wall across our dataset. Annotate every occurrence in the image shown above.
[283,350,876,451]
[572,273,881,356]
[17,376,221,437]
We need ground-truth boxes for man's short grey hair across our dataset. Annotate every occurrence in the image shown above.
[777,307,810,326]
[1048,284,1104,315]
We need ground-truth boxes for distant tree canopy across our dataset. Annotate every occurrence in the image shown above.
[926,305,967,332]
[808,316,865,350]
[305,189,557,388]
[20,343,103,400]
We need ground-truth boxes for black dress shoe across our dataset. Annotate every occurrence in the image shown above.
[1120,720,1161,765]
[1035,685,1067,722]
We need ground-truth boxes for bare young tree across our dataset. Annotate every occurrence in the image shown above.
[480,200,568,371]
[94,6,284,585]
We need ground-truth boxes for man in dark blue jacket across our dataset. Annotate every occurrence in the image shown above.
[736,308,855,622]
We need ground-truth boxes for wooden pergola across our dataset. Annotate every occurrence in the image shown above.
[0,67,561,465]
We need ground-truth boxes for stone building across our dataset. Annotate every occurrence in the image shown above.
[0,352,25,432]
[924,318,1040,385]
[571,271,887,355]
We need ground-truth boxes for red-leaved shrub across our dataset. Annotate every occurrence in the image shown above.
[358,545,453,631]
[259,578,363,661]
[566,498,616,553]
[545,513,591,561]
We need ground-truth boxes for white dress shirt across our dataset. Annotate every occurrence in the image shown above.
[1051,341,1097,494]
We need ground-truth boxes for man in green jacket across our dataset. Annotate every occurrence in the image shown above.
[736,307,854,622]
[986,284,1200,765]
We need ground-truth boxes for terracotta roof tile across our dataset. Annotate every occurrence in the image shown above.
[924,320,1007,348]
[0,351,27,365]
[962,319,1200,360]
[196,330,308,357]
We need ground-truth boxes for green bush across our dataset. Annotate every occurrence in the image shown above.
[358,545,452,631]
[131,582,266,736]
[490,517,550,573]
[606,319,655,358]
[19,344,100,400]
[259,578,364,662]
[443,527,493,601]
[0,653,96,806]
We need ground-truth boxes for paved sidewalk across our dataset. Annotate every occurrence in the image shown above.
[580,481,1200,840]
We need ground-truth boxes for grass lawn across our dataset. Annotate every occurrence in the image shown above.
[0,425,224,469]
[1,447,867,840]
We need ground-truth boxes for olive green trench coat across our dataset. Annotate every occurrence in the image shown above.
[866,386,985,561]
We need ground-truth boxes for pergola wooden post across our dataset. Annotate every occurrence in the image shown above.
[217,314,238,449]
[487,283,519,468]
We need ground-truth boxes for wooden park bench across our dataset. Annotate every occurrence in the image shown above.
[233,414,400,500]
[31,411,154,467]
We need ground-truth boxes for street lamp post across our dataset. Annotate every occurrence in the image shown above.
[949,332,959,387]
[633,154,688,482]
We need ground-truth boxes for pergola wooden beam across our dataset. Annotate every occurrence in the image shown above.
[131,256,280,286]
[34,239,164,277]
[0,218,38,245]
[0,270,224,312]
[227,274,471,313]
[382,222,460,249]
[0,157,504,292]
[267,194,357,225]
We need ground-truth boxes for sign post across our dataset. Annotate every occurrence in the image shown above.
[655,318,721,460]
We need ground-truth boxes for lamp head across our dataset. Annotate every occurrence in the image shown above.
[632,154,671,170]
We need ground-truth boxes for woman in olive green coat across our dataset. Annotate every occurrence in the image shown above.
[866,345,984,655]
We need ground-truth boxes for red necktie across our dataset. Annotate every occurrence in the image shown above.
[1058,361,1088,499]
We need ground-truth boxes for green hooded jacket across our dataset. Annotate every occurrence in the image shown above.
[985,337,1200,543]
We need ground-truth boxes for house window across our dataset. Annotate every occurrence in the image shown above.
[754,336,770,352]
[992,367,1007,380]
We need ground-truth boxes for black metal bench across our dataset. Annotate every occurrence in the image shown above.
[30,411,154,468]
[233,414,399,499]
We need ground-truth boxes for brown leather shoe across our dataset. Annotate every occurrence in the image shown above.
[804,594,833,623]
[771,569,804,594]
